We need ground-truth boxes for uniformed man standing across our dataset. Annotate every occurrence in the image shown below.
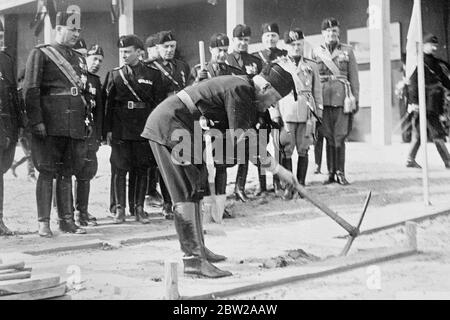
[226,24,264,200]
[73,44,104,226]
[254,22,288,196]
[104,35,163,224]
[406,34,450,169]
[192,33,246,218]
[278,29,323,200]
[142,63,298,278]
[151,30,191,219]
[24,10,90,237]
[0,21,22,236]
[312,18,359,186]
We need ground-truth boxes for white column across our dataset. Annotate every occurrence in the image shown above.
[118,0,134,36]
[43,7,54,44]
[226,0,244,40]
[369,0,392,145]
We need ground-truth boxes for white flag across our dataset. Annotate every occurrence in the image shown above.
[405,1,420,79]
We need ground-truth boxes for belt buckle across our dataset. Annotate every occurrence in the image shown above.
[70,87,78,96]
[127,101,135,109]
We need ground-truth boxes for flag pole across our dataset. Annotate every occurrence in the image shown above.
[415,0,431,205]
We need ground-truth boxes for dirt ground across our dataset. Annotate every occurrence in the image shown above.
[1,142,450,300]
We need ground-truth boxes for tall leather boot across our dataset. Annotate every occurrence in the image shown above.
[0,176,13,236]
[254,164,267,196]
[314,128,323,174]
[109,167,116,214]
[160,178,174,220]
[75,179,97,227]
[324,144,336,185]
[128,170,136,216]
[57,176,86,234]
[174,202,231,278]
[195,202,227,263]
[234,162,249,202]
[113,172,127,224]
[145,167,163,207]
[335,144,350,186]
[36,173,54,237]
[134,172,150,224]
[434,139,450,168]
[297,155,309,186]
[215,165,228,196]
[282,158,294,200]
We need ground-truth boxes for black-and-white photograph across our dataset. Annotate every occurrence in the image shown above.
[0,0,449,306]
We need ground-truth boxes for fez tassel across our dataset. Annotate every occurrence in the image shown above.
[407,0,430,205]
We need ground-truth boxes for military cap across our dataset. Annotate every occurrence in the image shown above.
[260,63,295,98]
[210,33,229,48]
[321,17,340,30]
[55,10,81,27]
[156,30,176,44]
[284,29,304,44]
[118,34,144,50]
[145,34,158,48]
[87,44,104,56]
[423,33,438,44]
[233,24,251,38]
[73,38,87,50]
[262,22,280,35]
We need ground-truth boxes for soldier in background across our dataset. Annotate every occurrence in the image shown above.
[312,18,359,186]
[73,44,104,227]
[10,69,36,182]
[104,35,163,224]
[0,20,22,236]
[278,29,323,200]
[151,31,191,219]
[24,11,90,237]
[226,24,264,201]
[254,22,288,196]
[406,34,450,169]
[143,34,164,209]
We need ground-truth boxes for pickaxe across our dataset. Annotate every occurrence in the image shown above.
[294,182,372,256]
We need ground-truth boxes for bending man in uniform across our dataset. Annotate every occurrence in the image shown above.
[142,62,299,278]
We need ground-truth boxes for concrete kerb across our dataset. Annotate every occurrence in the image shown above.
[335,208,450,239]
[182,248,419,300]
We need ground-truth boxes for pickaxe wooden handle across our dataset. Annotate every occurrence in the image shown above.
[294,183,358,237]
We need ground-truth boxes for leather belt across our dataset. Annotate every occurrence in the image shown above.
[123,101,147,109]
[176,90,199,114]
[320,75,347,81]
[44,87,79,96]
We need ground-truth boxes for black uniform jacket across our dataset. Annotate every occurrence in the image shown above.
[104,61,164,141]
[409,54,450,115]
[142,75,258,152]
[23,43,88,139]
[227,51,263,78]
[253,47,287,65]
[152,58,191,96]
[0,52,21,147]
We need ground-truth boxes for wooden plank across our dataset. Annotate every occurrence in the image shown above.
[183,249,418,300]
[0,274,60,295]
[0,283,66,300]
[0,262,25,271]
[0,271,31,282]
[0,268,32,275]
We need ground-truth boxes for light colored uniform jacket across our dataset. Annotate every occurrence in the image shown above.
[278,57,323,123]
[312,43,359,107]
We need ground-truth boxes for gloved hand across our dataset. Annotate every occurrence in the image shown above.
[199,116,214,130]
[274,164,298,188]
[32,123,47,139]
[271,117,284,129]
[197,69,208,82]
